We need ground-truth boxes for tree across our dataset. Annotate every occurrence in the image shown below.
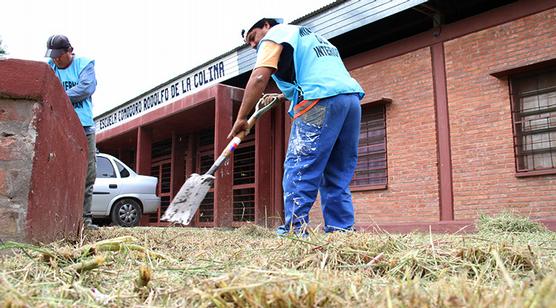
[0,36,6,55]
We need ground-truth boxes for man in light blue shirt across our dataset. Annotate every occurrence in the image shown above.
[45,34,98,230]
[229,18,365,235]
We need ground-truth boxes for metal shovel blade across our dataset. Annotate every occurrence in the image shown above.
[161,173,215,225]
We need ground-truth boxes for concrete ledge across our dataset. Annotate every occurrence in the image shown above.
[0,58,87,243]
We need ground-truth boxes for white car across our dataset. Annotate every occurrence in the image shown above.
[92,153,160,227]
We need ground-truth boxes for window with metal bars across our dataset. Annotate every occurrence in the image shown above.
[155,196,171,223]
[199,149,214,174]
[233,138,255,185]
[197,148,215,222]
[149,166,159,223]
[198,192,214,222]
[233,188,255,222]
[351,104,388,190]
[160,163,171,194]
[149,163,171,223]
[197,129,215,223]
[232,133,255,222]
[510,68,556,174]
[150,139,172,223]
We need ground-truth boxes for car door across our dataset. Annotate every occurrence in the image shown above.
[91,155,121,216]
[112,159,135,194]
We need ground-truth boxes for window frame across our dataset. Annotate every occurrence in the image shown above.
[509,66,556,177]
[350,98,391,191]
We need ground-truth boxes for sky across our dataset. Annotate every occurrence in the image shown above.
[1,0,333,116]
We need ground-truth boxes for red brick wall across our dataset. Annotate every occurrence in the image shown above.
[310,47,441,227]
[445,8,556,220]
[309,7,556,229]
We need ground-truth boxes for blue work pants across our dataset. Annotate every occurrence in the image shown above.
[278,93,361,234]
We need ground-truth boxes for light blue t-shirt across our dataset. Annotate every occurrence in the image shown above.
[259,24,365,117]
[48,56,96,128]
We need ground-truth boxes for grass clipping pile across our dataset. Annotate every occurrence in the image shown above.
[1,213,555,307]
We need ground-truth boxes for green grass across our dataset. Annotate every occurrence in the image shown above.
[0,214,555,307]
[476,212,548,233]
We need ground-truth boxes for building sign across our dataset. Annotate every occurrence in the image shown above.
[95,52,239,133]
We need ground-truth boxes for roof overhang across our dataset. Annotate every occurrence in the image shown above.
[94,0,426,134]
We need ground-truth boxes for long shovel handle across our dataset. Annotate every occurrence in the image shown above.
[205,94,281,176]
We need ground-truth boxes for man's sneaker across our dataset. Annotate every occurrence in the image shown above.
[83,218,99,230]
[84,222,99,230]
[276,225,309,238]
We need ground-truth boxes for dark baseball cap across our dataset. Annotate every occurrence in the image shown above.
[241,17,284,40]
[45,35,72,58]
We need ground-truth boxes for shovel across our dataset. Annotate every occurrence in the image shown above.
[161,93,282,225]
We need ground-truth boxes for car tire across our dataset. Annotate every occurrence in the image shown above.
[111,198,142,227]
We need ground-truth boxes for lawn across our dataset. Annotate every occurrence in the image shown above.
[1,214,555,307]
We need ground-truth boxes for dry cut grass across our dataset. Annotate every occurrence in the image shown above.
[1,214,555,307]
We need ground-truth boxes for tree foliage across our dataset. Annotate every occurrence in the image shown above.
[0,37,6,55]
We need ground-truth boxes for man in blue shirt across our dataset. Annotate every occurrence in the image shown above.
[229,18,365,235]
[45,35,98,230]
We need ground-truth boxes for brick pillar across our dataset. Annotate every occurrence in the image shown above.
[136,127,152,175]
[431,43,454,221]
[213,86,233,227]
[136,126,152,225]
[273,102,290,226]
[255,104,273,227]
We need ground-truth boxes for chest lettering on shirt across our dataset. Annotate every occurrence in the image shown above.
[62,80,77,91]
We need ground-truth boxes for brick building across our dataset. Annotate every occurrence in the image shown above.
[95,0,556,231]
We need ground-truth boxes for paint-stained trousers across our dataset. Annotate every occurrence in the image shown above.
[277,93,361,234]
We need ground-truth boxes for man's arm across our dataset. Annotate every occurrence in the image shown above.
[66,62,97,103]
[228,40,284,139]
[227,66,274,139]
